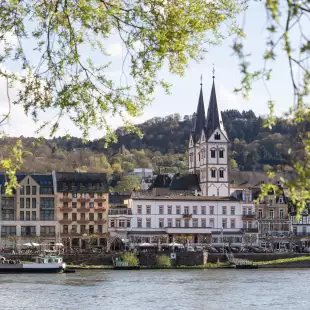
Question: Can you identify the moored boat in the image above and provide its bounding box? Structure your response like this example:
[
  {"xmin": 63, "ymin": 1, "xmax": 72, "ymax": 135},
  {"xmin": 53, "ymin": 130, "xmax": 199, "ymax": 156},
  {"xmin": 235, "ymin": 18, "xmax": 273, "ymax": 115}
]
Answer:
[{"xmin": 0, "ymin": 254, "xmax": 67, "ymax": 274}]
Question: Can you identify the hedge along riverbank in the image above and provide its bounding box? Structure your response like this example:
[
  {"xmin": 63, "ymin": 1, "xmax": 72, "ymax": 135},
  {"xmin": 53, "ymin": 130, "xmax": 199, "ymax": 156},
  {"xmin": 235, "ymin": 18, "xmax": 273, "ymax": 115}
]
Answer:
[{"xmin": 254, "ymin": 256, "xmax": 310, "ymax": 265}]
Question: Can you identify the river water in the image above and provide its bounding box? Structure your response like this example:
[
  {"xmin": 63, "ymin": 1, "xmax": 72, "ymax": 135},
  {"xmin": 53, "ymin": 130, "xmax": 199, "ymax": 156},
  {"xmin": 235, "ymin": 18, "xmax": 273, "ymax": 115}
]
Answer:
[{"xmin": 0, "ymin": 269, "xmax": 309, "ymax": 309}]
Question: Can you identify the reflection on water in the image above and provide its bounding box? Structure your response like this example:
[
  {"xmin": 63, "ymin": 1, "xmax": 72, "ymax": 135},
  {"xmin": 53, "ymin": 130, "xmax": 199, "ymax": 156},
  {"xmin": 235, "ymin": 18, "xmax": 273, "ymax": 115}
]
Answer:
[{"xmin": 0, "ymin": 269, "xmax": 310, "ymax": 309}]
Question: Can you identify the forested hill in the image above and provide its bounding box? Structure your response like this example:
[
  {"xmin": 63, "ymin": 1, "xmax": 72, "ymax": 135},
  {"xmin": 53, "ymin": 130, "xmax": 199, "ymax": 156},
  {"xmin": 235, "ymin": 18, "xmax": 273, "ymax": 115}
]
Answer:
[{"xmin": 0, "ymin": 110, "xmax": 295, "ymax": 174}]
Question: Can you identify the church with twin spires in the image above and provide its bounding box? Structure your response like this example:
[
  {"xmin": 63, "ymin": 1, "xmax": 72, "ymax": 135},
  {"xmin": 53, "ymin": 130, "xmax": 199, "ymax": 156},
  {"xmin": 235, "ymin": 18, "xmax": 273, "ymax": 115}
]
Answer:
[{"xmin": 188, "ymin": 76, "xmax": 230, "ymax": 197}]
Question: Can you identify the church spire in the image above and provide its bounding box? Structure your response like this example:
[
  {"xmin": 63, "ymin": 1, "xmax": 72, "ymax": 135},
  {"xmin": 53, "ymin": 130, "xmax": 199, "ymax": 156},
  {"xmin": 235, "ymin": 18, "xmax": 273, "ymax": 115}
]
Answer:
[
  {"xmin": 192, "ymin": 77, "xmax": 206, "ymax": 142},
  {"xmin": 205, "ymin": 74, "xmax": 224, "ymax": 140}
]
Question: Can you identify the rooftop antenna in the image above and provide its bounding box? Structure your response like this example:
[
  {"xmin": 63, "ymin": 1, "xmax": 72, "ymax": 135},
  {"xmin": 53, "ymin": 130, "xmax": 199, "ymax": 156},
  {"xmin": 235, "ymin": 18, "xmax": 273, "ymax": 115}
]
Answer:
[
  {"xmin": 212, "ymin": 64, "xmax": 215, "ymax": 79},
  {"xmin": 200, "ymin": 74, "xmax": 203, "ymax": 86}
]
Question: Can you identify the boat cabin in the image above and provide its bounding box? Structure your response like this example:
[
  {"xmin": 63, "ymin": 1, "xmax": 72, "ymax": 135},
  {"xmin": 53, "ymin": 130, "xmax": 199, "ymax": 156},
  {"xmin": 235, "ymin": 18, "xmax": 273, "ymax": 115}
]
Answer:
[{"xmin": 35, "ymin": 256, "xmax": 63, "ymax": 264}]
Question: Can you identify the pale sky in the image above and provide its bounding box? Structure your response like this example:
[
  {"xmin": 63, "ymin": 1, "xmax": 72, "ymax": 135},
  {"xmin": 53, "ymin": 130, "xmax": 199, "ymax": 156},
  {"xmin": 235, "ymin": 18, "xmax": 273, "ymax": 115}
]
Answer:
[{"xmin": 0, "ymin": 2, "xmax": 298, "ymax": 139}]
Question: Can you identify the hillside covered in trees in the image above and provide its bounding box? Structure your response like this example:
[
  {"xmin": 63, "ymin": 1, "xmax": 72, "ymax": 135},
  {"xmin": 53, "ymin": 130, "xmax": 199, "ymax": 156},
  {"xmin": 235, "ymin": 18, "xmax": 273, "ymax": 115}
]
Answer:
[{"xmin": 0, "ymin": 110, "xmax": 295, "ymax": 177}]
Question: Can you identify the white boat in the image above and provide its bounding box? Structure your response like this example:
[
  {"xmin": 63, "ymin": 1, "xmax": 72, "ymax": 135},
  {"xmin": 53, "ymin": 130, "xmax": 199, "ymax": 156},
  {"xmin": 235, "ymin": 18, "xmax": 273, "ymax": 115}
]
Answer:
[{"xmin": 0, "ymin": 254, "xmax": 67, "ymax": 274}]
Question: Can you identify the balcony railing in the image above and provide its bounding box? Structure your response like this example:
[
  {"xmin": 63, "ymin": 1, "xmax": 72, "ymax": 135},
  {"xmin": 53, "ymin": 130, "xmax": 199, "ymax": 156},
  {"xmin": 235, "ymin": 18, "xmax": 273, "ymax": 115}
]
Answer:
[
  {"xmin": 108, "ymin": 209, "xmax": 132, "ymax": 215},
  {"xmin": 60, "ymin": 197, "xmax": 72, "ymax": 202},
  {"xmin": 242, "ymin": 228, "xmax": 259, "ymax": 233},
  {"xmin": 77, "ymin": 198, "xmax": 90, "ymax": 202},
  {"xmin": 95, "ymin": 220, "xmax": 106, "ymax": 224},
  {"xmin": 77, "ymin": 208, "xmax": 90, "ymax": 212},
  {"xmin": 94, "ymin": 198, "xmax": 106, "ymax": 202},
  {"xmin": 94, "ymin": 207, "xmax": 106, "ymax": 212},
  {"xmin": 294, "ymin": 232, "xmax": 310, "ymax": 236},
  {"xmin": 59, "ymin": 207, "xmax": 72, "ymax": 212},
  {"xmin": 242, "ymin": 214, "xmax": 256, "ymax": 220},
  {"xmin": 59, "ymin": 219, "xmax": 73, "ymax": 224},
  {"xmin": 77, "ymin": 220, "xmax": 90, "ymax": 224}
]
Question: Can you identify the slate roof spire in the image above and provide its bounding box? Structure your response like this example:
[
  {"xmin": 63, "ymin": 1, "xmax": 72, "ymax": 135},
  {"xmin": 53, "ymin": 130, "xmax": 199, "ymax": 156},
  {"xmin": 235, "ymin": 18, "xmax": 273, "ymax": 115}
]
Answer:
[
  {"xmin": 204, "ymin": 73, "xmax": 224, "ymax": 140},
  {"xmin": 192, "ymin": 76, "xmax": 206, "ymax": 143}
]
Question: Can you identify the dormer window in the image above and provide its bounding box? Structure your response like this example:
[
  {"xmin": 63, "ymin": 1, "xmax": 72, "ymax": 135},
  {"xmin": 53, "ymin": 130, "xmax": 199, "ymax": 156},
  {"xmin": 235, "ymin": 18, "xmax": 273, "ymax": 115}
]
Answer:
[
  {"xmin": 219, "ymin": 149, "xmax": 224, "ymax": 158},
  {"xmin": 214, "ymin": 133, "xmax": 220, "ymax": 140},
  {"xmin": 211, "ymin": 149, "xmax": 216, "ymax": 158}
]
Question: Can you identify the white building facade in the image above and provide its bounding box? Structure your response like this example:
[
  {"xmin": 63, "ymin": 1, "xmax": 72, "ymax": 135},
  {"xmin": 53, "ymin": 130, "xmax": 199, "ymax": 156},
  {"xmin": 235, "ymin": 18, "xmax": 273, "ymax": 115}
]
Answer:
[{"xmin": 128, "ymin": 195, "xmax": 257, "ymax": 245}]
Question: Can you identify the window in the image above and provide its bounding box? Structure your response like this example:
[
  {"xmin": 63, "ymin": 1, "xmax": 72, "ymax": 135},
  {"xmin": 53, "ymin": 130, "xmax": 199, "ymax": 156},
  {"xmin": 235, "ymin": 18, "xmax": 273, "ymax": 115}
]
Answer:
[
  {"xmin": 119, "ymin": 220, "xmax": 126, "ymax": 228},
  {"xmin": 201, "ymin": 206, "xmax": 206, "ymax": 215},
  {"xmin": 98, "ymin": 202, "xmax": 102, "ymax": 207},
  {"xmin": 137, "ymin": 205, "xmax": 142, "ymax": 214},
  {"xmin": 184, "ymin": 219, "xmax": 189, "ymax": 228},
  {"xmin": 243, "ymin": 207, "xmax": 246, "ymax": 215},
  {"xmin": 159, "ymin": 205, "xmax": 164, "ymax": 215},
  {"xmin": 248, "ymin": 208, "xmax": 252, "ymax": 215},
  {"xmin": 26, "ymin": 211, "xmax": 30, "ymax": 221},
  {"xmin": 193, "ymin": 219, "xmax": 198, "ymax": 227},
  {"xmin": 71, "ymin": 225, "xmax": 77, "ymax": 234},
  {"xmin": 193, "ymin": 206, "xmax": 197, "ymax": 215},
  {"xmin": 242, "ymin": 190, "xmax": 252, "ymax": 202},
  {"xmin": 184, "ymin": 206, "xmax": 189, "ymax": 215},
  {"xmin": 20, "ymin": 198, "xmax": 24, "ymax": 209},
  {"xmin": 20, "ymin": 186, "xmax": 25, "ymax": 195},
  {"xmin": 146, "ymin": 218, "xmax": 151, "ymax": 228},
  {"xmin": 40, "ymin": 187, "xmax": 53, "ymax": 195},
  {"xmin": 222, "ymin": 218, "xmax": 227, "ymax": 229},
  {"xmin": 137, "ymin": 218, "xmax": 142, "ymax": 228},
  {"xmin": 21, "ymin": 226, "xmax": 36, "ymax": 236},
  {"xmin": 32, "ymin": 198, "xmax": 36, "ymax": 208},
  {"xmin": 201, "ymin": 219, "xmax": 206, "ymax": 227},
  {"xmin": 40, "ymin": 226, "xmax": 55, "ymax": 237},
  {"xmin": 98, "ymin": 213, "xmax": 103, "ymax": 220},
  {"xmin": 31, "ymin": 186, "xmax": 36, "ymax": 195},
  {"xmin": 26, "ymin": 198, "xmax": 30, "ymax": 209},
  {"xmin": 1, "ymin": 200, "xmax": 15, "ymax": 220},
  {"xmin": 219, "ymin": 169, "xmax": 224, "ymax": 178},
  {"xmin": 89, "ymin": 213, "xmax": 94, "ymax": 221},
  {"xmin": 63, "ymin": 213, "xmax": 68, "ymax": 220},
  {"xmin": 146, "ymin": 205, "xmax": 151, "ymax": 214},
  {"xmin": 81, "ymin": 202, "xmax": 86, "ymax": 209},
  {"xmin": 222, "ymin": 206, "xmax": 227, "ymax": 215},
  {"xmin": 110, "ymin": 220, "xmax": 115, "ymax": 228},
  {"xmin": 231, "ymin": 207, "xmax": 235, "ymax": 215},
  {"xmin": 90, "ymin": 192, "xmax": 95, "ymax": 198},
  {"xmin": 209, "ymin": 219, "xmax": 214, "ymax": 228},
  {"xmin": 176, "ymin": 220, "xmax": 181, "ymax": 227},
  {"xmin": 40, "ymin": 198, "xmax": 54, "ymax": 221},
  {"xmin": 81, "ymin": 213, "xmax": 86, "ymax": 220},
  {"xmin": 176, "ymin": 206, "xmax": 181, "ymax": 215},
  {"xmin": 63, "ymin": 202, "xmax": 68, "ymax": 208},
  {"xmin": 32, "ymin": 211, "xmax": 36, "ymax": 221},
  {"xmin": 258, "ymin": 209, "xmax": 263, "ymax": 219},
  {"xmin": 214, "ymin": 132, "xmax": 221, "ymax": 140},
  {"xmin": 80, "ymin": 225, "xmax": 86, "ymax": 234},
  {"xmin": 1, "ymin": 226, "xmax": 16, "ymax": 237},
  {"xmin": 20, "ymin": 211, "xmax": 24, "ymax": 221},
  {"xmin": 81, "ymin": 193, "xmax": 87, "ymax": 198},
  {"xmin": 63, "ymin": 225, "xmax": 69, "ymax": 234},
  {"xmin": 211, "ymin": 169, "xmax": 216, "ymax": 178},
  {"xmin": 168, "ymin": 219, "xmax": 172, "ymax": 228},
  {"xmin": 72, "ymin": 202, "xmax": 77, "ymax": 208},
  {"xmin": 63, "ymin": 192, "xmax": 68, "ymax": 197},
  {"xmin": 231, "ymin": 219, "xmax": 235, "ymax": 229},
  {"xmin": 90, "ymin": 202, "xmax": 94, "ymax": 208},
  {"xmin": 72, "ymin": 213, "xmax": 77, "ymax": 221},
  {"xmin": 219, "ymin": 149, "xmax": 224, "ymax": 158},
  {"xmin": 211, "ymin": 149, "xmax": 216, "ymax": 158},
  {"xmin": 248, "ymin": 221, "xmax": 252, "ymax": 229},
  {"xmin": 159, "ymin": 219, "xmax": 164, "ymax": 228},
  {"xmin": 127, "ymin": 220, "xmax": 131, "ymax": 228},
  {"xmin": 26, "ymin": 186, "xmax": 31, "ymax": 195},
  {"xmin": 210, "ymin": 206, "xmax": 214, "ymax": 215},
  {"xmin": 168, "ymin": 206, "xmax": 172, "ymax": 215},
  {"xmin": 72, "ymin": 192, "xmax": 77, "ymax": 198},
  {"xmin": 280, "ymin": 209, "xmax": 284, "ymax": 219},
  {"xmin": 269, "ymin": 209, "xmax": 274, "ymax": 219}
]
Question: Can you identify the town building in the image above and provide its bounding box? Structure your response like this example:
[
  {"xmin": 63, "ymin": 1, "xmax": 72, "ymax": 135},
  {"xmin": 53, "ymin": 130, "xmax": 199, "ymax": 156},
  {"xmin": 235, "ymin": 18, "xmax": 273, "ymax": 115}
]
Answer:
[
  {"xmin": 56, "ymin": 172, "xmax": 109, "ymax": 249},
  {"xmin": 127, "ymin": 168, "xmax": 154, "ymax": 190},
  {"xmin": 0, "ymin": 173, "xmax": 58, "ymax": 248},
  {"xmin": 129, "ymin": 174, "xmax": 257, "ymax": 246},
  {"xmin": 108, "ymin": 193, "xmax": 132, "ymax": 239}
]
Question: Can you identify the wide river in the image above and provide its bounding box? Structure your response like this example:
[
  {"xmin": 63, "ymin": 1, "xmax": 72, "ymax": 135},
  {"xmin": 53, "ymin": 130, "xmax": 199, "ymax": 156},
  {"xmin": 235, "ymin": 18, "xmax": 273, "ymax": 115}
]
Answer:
[{"xmin": 0, "ymin": 269, "xmax": 309, "ymax": 309}]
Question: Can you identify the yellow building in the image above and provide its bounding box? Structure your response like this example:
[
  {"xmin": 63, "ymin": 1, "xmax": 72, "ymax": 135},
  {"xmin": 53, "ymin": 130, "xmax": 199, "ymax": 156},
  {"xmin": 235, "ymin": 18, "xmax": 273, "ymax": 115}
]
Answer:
[
  {"xmin": 56, "ymin": 172, "xmax": 109, "ymax": 249},
  {"xmin": 0, "ymin": 173, "xmax": 58, "ymax": 248}
]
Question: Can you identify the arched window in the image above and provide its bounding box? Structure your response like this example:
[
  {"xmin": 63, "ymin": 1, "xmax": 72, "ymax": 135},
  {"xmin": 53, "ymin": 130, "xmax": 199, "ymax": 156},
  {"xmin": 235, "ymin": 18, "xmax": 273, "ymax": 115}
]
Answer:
[
  {"xmin": 189, "ymin": 153, "xmax": 193, "ymax": 163},
  {"xmin": 211, "ymin": 168, "xmax": 216, "ymax": 178},
  {"xmin": 219, "ymin": 149, "xmax": 224, "ymax": 158},
  {"xmin": 210, "ymin": 148, "xmax": 216, "ymax": 158},
  {"xmin": 219, "ymin": 168, "xmax": 224, "ymax": 178},
  {"xmin": 214, "ymin": 133, "xmax": 221, "ymax": 140}
]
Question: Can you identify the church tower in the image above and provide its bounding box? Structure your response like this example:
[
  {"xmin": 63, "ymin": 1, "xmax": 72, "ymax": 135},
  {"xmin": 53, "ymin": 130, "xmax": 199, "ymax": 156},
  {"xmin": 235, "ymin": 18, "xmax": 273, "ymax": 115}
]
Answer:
[{"xmin": 188, "ymin": 74, "xmax": 229, "ymax": 196}]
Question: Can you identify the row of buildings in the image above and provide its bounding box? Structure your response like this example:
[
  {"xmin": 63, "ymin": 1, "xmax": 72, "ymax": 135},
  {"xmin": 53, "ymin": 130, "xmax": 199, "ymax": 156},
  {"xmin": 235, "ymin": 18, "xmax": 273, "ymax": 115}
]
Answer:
[{"xmin": 0, "ymin": 75, "xmax": 307, "ymax": 250}]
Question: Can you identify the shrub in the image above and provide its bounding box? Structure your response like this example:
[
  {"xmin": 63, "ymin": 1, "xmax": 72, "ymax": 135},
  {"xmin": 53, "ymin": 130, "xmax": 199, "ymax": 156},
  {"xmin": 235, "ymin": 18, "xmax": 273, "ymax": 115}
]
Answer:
[
  {"xmin": 156, "ymin": 255, "xmax": 171, "ymax": 267},
  {"xmin": 121, "ymin": 252, "xmax": 139, "ymax": 266}
]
